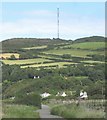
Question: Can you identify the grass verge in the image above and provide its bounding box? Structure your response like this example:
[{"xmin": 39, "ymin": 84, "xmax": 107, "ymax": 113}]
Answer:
[
  {"xmin": 2, "ymin": 104, "xmax": 40, "ymax": 118},
  {"xmin": 51, "ymin": 103, "xmax": 105, "ymax": 118}
]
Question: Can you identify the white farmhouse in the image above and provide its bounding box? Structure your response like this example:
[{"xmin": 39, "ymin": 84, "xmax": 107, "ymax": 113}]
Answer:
[
  {"xmin": 80, "ymin": 91, "xmax": 84, "ymax": 98},
  {"xmin": 40, "ymin": 92, "xmax": 51, "ymax": 98},
  {"xmin": 80, "ymin": 91, "xmax": 88, "ymax": 99},
  {"xmin": 10, "ymin": 96, "xmax": 15, "ymax": 100},
  {"xmin": 83, "ymin": 91, "xmax": 88, "ymax": 98},
  {"xmin": 61, "ymin": 92, "xmax": 67, "ymax": 97}
]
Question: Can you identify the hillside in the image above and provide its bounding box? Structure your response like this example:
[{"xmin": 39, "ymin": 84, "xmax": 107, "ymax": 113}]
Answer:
[
  {"xmin": 1, "ymin": 38, "xmax": 68, "ymax": 52},
  {"xmin": 1, "ymin": 35, "xmax": 105, "ymax": 118},
  {"xmin": 1, "ymin": 36, "xmax": 105, "ymax": 52},
  {"xmin": 1, "ymin": 35, "xmax": 105, "ymax": 97},
  {"xmin": 74, "ymin": 36, "xmax": 105, "ymax": 43}
]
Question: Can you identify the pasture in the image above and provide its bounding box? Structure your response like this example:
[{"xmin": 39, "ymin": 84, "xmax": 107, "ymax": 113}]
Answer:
[
  {"xmin": 81, "ymin": 60, "xmax": 105, "ymax": 64},
  {"xmin": 0, "ymin": 53, "xmax": 19, "ymax": 59},
  {"xmin": 21, "ymin": 62, "xmax": 76, "ymax": 68},
  {"xmin": 43, "ymin": 49, "xmax": 104, "ymax": 57},
  {"xmin": 1, "ymin": 58, "xmax": 52, "ymax": 65},
  {"xmin": 23, "ymin": 45, "xmax": 47, "ymax": 50},
  {"xmin": 62, "ymin": 42, "xmax": 105, "ymax": 50}
]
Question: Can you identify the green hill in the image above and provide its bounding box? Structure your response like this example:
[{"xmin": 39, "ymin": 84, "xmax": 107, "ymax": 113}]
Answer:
[
  {"xmin": 1, "ymin": 36, "xmax": 105, "ymax": 118},
  {"xmin": 1, "ymin": 36, "xmax": 105, "ymax": 100},
  {"xmin": 1, "ymin": 36, "xmax": 105, "ymax": 52},
  {"xmin": 74, "ymin": 36, "xmax": 105, "ymax": 43},
  {"xmin": 1, "ymin": 38, "xmax": 68, "ymax": 52}
]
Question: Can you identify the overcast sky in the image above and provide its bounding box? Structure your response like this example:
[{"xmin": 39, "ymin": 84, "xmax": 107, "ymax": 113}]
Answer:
[{"xmin": 1, "ymin": 2, "xmax": 105, "ymax": 41}]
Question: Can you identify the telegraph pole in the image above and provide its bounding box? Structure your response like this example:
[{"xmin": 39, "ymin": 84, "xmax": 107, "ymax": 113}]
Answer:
[{"xmin": 57, "ymin": 8, "xmax": 59, "ymax": 39}]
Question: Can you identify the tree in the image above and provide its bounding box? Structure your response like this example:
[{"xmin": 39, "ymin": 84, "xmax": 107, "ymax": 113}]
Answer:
[
  {"xmin": 62, "ymin": 54, "xmax": 71, "ymax": 59},
  {"xmin": 9, "ymin": 55, "xmax": 16, "ymax": 60}
]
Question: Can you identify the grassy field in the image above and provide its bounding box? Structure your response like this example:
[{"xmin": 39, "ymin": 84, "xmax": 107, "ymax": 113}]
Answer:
[
  {"xmin": 67, "ymin": 76, "xmax": 88, "ymax": 80},
  {"xmin": 81, "ymin": 60, "xmax": 105, "ymax": 64},
  {"xmin": 23, "ymin": 45, "xmax": 47, "ymax": 50},
  {"xmin": 2, "ymin": 104, "xmax": 39, "ymax": 118},
  {"xmin": 62, "ymin": 42, "xmax": 105, "ymax": 50},
  {"xmin": 1, "ymin": 58, "xmax": 52, "ymax": 65},
  {"xmin": 0, "ymin": 53, "xmax": 19, "ymax": 59},
  {"xmin": 21, "ymin": 62, "xmax": 77, "ymax": 68},
  {"xmin": 43, "ymin": 49, "xmax": 104, "ymax": 57},
  {"xmin": 51, "ymin": 102, "xmax": 105, "ymax": 118}
]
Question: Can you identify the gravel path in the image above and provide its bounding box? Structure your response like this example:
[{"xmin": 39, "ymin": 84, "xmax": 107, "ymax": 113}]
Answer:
[{"xmin": 36, "ymin": 104, "xmax": 64, "ymax": 119}]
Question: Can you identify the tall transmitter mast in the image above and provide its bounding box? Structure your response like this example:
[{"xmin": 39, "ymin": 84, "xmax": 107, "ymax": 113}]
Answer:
[{"xmin": 57, "ymin": 8, "xmax": 59, "ymax": 39}]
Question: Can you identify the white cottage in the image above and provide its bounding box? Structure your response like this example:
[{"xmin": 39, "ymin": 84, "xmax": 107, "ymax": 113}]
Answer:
[
  {"xmin": 80, "ymin": 91, "xmax": 88, "ymax": 99},
  {"xmin": 41, "ymin": 92, "xmax": 51, "ymax": 98},
  {"xmin": 61, "ymin": 92, "xmax": 67, "ymax": 97}
]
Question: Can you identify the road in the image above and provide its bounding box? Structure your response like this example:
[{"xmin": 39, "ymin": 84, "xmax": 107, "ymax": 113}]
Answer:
[{"xmin": 36, "ymin": 104, "xmax": 65, "ymax": 119}]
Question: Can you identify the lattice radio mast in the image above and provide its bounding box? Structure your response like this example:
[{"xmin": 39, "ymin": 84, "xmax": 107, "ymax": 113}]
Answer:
[{"xmin": 57, "ymin": 8, "xmax": 59, "ymax": 39}]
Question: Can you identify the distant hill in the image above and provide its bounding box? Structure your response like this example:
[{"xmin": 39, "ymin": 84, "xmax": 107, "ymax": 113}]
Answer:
[
  {"xmin": 74, "ymin": 36, "xmax": 105, "ymax": 43},
  {"xmin": 1, "ymin": 38, "xmax": 67, "ymax": 52},
  {"xmin": 1, "ymin": 36, "xmax": 105, "ymax": 52}
]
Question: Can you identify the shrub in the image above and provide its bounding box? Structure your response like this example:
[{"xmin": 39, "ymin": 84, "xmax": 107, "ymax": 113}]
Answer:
[{"xmin": 14, "ymin": 92, "xmax": 41, "ymax": 108}]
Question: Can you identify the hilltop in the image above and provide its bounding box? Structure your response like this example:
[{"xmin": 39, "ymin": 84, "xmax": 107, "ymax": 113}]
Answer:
[
  {"xmin": 1, "ymin": 38, "xmax": 68, "ymax": 52},
  {"xmin": 1, "ymin": 36, "xmax": 104, "ymax": 53},
  {"xmin": 74, "ymin": 36, "xmax": 104, "ymax": 43}
]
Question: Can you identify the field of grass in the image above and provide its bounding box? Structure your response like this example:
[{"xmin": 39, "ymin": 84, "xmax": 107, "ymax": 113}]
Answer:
[
  {"xmin": 67, "ymin": 76, "xmax": 88, "ymax": 80},
  {"xmin": 51, "ymin": 102, "xmax": 105, "ymax": 118},
  {"xmin": 1, "ymin": 58, "xmax": 52, "ymax": 65},
  {"xmin": 62, "ymin": 42, "xmax": 105, "ymax": 50},
  {"xmin": 81, "ymin": 60, "xmax": 105, "ymax": 64},
  {"xmin": 2, "ymin": 104, "xmax": 39, "ymax": 118},
  {"xmin": 21, "ymin": 62, "xmax": 77, "ymax": 68},
  {"xmin": 0, "ymin": 53, "xmax": 19, "ymax": 59},
  {"xmin": 43, "ymin": 49, "xmax": 104, "ymax": 57},
  {"xmin": 23, "ymin": 45, "xmax": 47, "ymax": 50}
]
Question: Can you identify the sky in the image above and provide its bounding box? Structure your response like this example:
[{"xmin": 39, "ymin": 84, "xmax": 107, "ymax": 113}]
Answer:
[{"xmin": 1, "ymin": 2, "xmax": 105, "ymax": 41}]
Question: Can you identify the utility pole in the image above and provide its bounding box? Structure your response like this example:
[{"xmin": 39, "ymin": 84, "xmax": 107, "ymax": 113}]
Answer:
[{"xmin": 57, "ymin": 8, "xmax": 59, "ymax": 39}]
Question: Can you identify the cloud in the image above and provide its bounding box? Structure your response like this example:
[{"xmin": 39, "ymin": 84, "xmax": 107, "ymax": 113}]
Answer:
[
  {"xmin": 1, "ymin": 9, "xmax": 104, "ymax": 41},
  {"xmin": 22, "ymin": 10, "xmax": 54, "ymax": 16},
  {"xmin": 61, "ymin": 19, "xmax": 104, "ymax": 39},
  {"xmin": 1, "ymin": 18, "xmax": 57, "ymax": 40}
]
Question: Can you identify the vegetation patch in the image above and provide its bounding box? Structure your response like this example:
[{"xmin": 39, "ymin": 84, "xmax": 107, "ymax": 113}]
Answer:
[
  {"xmin": 22, "ymin": 45, "xmax": 47, "ymax": 50},
  {"xmin": 2, "ymin": 104, "xmax": 40, "ymax": 118},
  {"xmin": 21, "ymin": 62, "xmax": 76, "ymax": 68},
  {"xmin": 51, "ymin": 102, "xmax": 105, "ymax": 118},
  {"xmin": 62, "ymin": 42, "xmax": 105, "ymax": 50},
  {"xmin": 43, "ymin": 49, "xmax": 103, "ymax": 57},
  {"xmin": 0, "ymin": 53, "xmax": 19, "ymax": 59},
  {"xmin": 81, "ymin": 60, "xmax": 105, "ymax": 64},
  {"xmin": 2, "ymin": 58, "xmax": 52, "ymax": 65}
]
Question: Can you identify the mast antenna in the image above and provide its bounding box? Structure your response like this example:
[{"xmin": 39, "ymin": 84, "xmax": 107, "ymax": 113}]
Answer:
[{"xmin": 57, "ymin": 8, "xmax": 59, "ymax": 39}]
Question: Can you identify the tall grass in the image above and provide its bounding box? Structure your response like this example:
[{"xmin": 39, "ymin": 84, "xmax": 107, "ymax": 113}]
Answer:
[
  {"xmin": 2, "ymin": 104, "xmax": 40, "ymax": 118},
  {"xmin": 51, "ymin": 103, "xmax": 105, "ymax": 118}
]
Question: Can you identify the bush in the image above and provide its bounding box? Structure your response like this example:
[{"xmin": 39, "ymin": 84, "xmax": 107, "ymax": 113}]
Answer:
[
  {"xmin": 14, "ymin": 93, "xmax": 41, "ymax": 108},
  {"xmin": 62, "ymin": 54, "xmax": 71, "ymax": 59}
]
